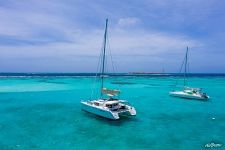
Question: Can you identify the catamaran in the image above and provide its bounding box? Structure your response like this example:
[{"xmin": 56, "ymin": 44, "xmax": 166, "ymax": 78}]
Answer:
[
  {"xmin": 169, "ymin": 47, "xmax": 209, "ymax": 100},
  {"xmin": 81, "ymin": 19, "xmax": 136, "ymax": 120}
]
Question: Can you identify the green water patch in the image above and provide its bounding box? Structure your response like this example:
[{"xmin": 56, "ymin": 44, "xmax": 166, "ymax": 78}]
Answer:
[{"xmin": 0, "ymin": 82, "xmax": 74, "ymax": 93}]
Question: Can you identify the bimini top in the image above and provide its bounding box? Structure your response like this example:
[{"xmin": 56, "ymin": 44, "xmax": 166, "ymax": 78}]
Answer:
[{"xmin": 102, "ymin": 88, "xmax": 120, "ymax": 97}]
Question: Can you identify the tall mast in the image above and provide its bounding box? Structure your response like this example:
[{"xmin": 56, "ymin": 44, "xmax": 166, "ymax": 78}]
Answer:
[
  {"xmin": 101, "ymin": 19, "xmax": 108, "ymax": 96},
  {"xmin": 184, "ymin": 46, "xmax": 188, "ymax": 86}
]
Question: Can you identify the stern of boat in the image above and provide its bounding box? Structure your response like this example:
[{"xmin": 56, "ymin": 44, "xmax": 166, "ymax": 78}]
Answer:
[
  {"xmin": 129, "ymin": 106, "xmax": 136, "ymax": 116},
  {"xmin": 118, "ymin": 106, "xmax": 136, "ymax": 117}
]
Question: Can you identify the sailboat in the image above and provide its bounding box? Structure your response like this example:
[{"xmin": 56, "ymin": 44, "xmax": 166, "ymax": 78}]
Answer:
[
  {"xmin": 169, "ymin": 47, "xmax": 209, "ymax": 100},
  {"xmin": 81, "ymin": 19, "xmax": 136, "ymax": 120}
]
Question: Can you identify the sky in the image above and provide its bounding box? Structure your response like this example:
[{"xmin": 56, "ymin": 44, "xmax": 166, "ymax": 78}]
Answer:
[{"xmin": 0, "ymin": 0, "xmax": 225, "ymax": 73}]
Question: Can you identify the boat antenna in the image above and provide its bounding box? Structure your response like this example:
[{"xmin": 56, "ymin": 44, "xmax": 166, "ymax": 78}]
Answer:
[
  {"xmin": 184, "ymin": 46, "xmax": 188, "ymax": 86},
  {"xmin": 101, "ymin": 19, "xmax": 108, "ymax": 97}
]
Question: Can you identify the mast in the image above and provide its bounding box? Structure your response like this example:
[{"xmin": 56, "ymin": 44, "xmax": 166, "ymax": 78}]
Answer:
[
  {"xmin": 101, "ymin": 19, "xmax": 108, "ymax": 96},
  {"xmin": 184, "ymin": 46, "xmax": 188, "ymax": 86}
]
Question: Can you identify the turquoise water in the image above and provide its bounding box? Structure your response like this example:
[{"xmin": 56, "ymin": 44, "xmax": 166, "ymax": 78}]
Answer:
[{"xmin": 0, "ymin": 76, "xmax": 225, "ymax": 150}]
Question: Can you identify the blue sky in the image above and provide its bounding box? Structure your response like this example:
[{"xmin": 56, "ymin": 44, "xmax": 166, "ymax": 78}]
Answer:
[{"xmin": 0, "ymin": 0, "xmax": 225, "ymax": 73}]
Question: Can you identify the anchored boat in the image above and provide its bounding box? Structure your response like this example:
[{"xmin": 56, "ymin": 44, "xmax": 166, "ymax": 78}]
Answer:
[
  {"xmin": 81, "ymin": 19, "xmax": 136, "ymax": 120},
  {"xmin": 170, "ymin": 86, "xmax": 209, "ymax": 100},
  {"xmin": 169, "ymin": 47, "xmax": 209, "ymax": 100}
]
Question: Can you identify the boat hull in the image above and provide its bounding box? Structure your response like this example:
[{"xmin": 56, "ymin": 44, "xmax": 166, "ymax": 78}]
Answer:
[
  {"xmin": 169, "ymin": 91, "xmax": 209, "ymax": 100},
  {"xmin": 81, "ymin": 102, "xmax": 119, "ymax": 120}
]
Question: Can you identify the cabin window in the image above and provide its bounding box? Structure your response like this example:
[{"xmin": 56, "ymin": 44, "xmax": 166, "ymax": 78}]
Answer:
[
  {"xmin": 106, "ymin": 104, "xmax": 112, "ymax": 108},
  {"xmin": 94, "ymin": 102, "xmax": 99, "ymax": 106}
]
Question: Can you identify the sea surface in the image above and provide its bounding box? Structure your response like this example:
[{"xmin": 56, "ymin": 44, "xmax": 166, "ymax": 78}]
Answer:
[{"xmin": 0, "ymin": 73, "xmax": 225, "ymax": 150}]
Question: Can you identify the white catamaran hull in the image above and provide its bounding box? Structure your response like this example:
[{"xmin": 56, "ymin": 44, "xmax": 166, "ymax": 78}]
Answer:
[
  {"xmin": 169, "ymin": 91, "xmax": 209, "ymax": 100},
  {"xmin": 81, "ymin": 102, "xmax": 119, "ymax": 120},
  {"xmin": 81, "ymin": 101, "xmax": 136, "ymax": 120}
]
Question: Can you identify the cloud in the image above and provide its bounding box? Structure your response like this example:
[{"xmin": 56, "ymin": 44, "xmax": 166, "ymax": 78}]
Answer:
[
  {"xmin": 0, "ymin": 0, "xmax": 224, "ymax": 72},
  {"xmin": 117, "ymin": 17, "xmax": 141, "ymax": 27},
  {"xmin": 0, "ymin": 25, "xmax": 200, "ymax": 73}
]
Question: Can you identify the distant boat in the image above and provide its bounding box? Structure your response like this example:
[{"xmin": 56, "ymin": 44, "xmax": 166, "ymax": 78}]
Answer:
[
  {"xmin": 81, "ymin": 19, "xmax": 136, "ymax": 120},
  {"xmin": 169, "ymin": 47, "xmax": 209, "ymax": 100}
]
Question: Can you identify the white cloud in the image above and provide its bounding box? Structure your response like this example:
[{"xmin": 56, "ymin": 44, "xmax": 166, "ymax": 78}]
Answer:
[
  {"xmin": 0, "ymin": 25, "xmax": 200, "ymax": 73},
  {"xmin": 0, "ymin": 0, "xmax": 224, "ymax": 72},
  {"xmin": 109, "ymin": 29, "xmax": 198, "ymax": 56},
  {"xmin": 117, "ymin": 17, "xmax": 141, "ymax": 27},
  {"xmin": 0, "ymin": 26, "xmax": 198, "ymax": 57}
]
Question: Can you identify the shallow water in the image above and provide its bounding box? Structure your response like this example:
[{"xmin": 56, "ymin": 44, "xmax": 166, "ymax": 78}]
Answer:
[{"xmin": 0, "ymin": 76, "xmax": 225, "ymax": 150}]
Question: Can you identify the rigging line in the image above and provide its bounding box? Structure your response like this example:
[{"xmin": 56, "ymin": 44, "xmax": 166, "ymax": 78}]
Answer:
[
  {"xmin": 101, "ymin": 19, "xmax": 108, "ymax": 97},
  {"xmin": 106, "ymin": 31, "xmax": 116, "ymax": 74},
  {"xmin": 187, "ymin": 61, "xmax": 190, "ymax": 85},
  {"xmin": 184, "ymin": 46, "xmax": 189, "ymax": 87},
  {"xmin": 90, "ymin": 45, "xmax": 102, "ymax": 99},
  {"xmin": 187, "ymin": 50, "xmax": 191, "ymax": 86},
  {"xmin": 173, "ymin": 51, "xmax": 186, "ymax": 90},
  {"xmin": 98, "ymin": 36, "xmax": 105, "ymax": 97},
  {"xmin": 105, "ymin": 51, "xmax": 108, "ymax": 73},
  {"xmin": 90, "ymin": 28, "xmax": 105, "ymax": 99}
]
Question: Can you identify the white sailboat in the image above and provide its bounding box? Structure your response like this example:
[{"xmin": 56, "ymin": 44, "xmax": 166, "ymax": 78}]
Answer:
[
  {"xmin": 81, "ymin": 19, "xmax": 136, "ymax": 120},
  {"xmin": 169, "ymin": 47, "xmax": 209, "ymax": 100}
]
